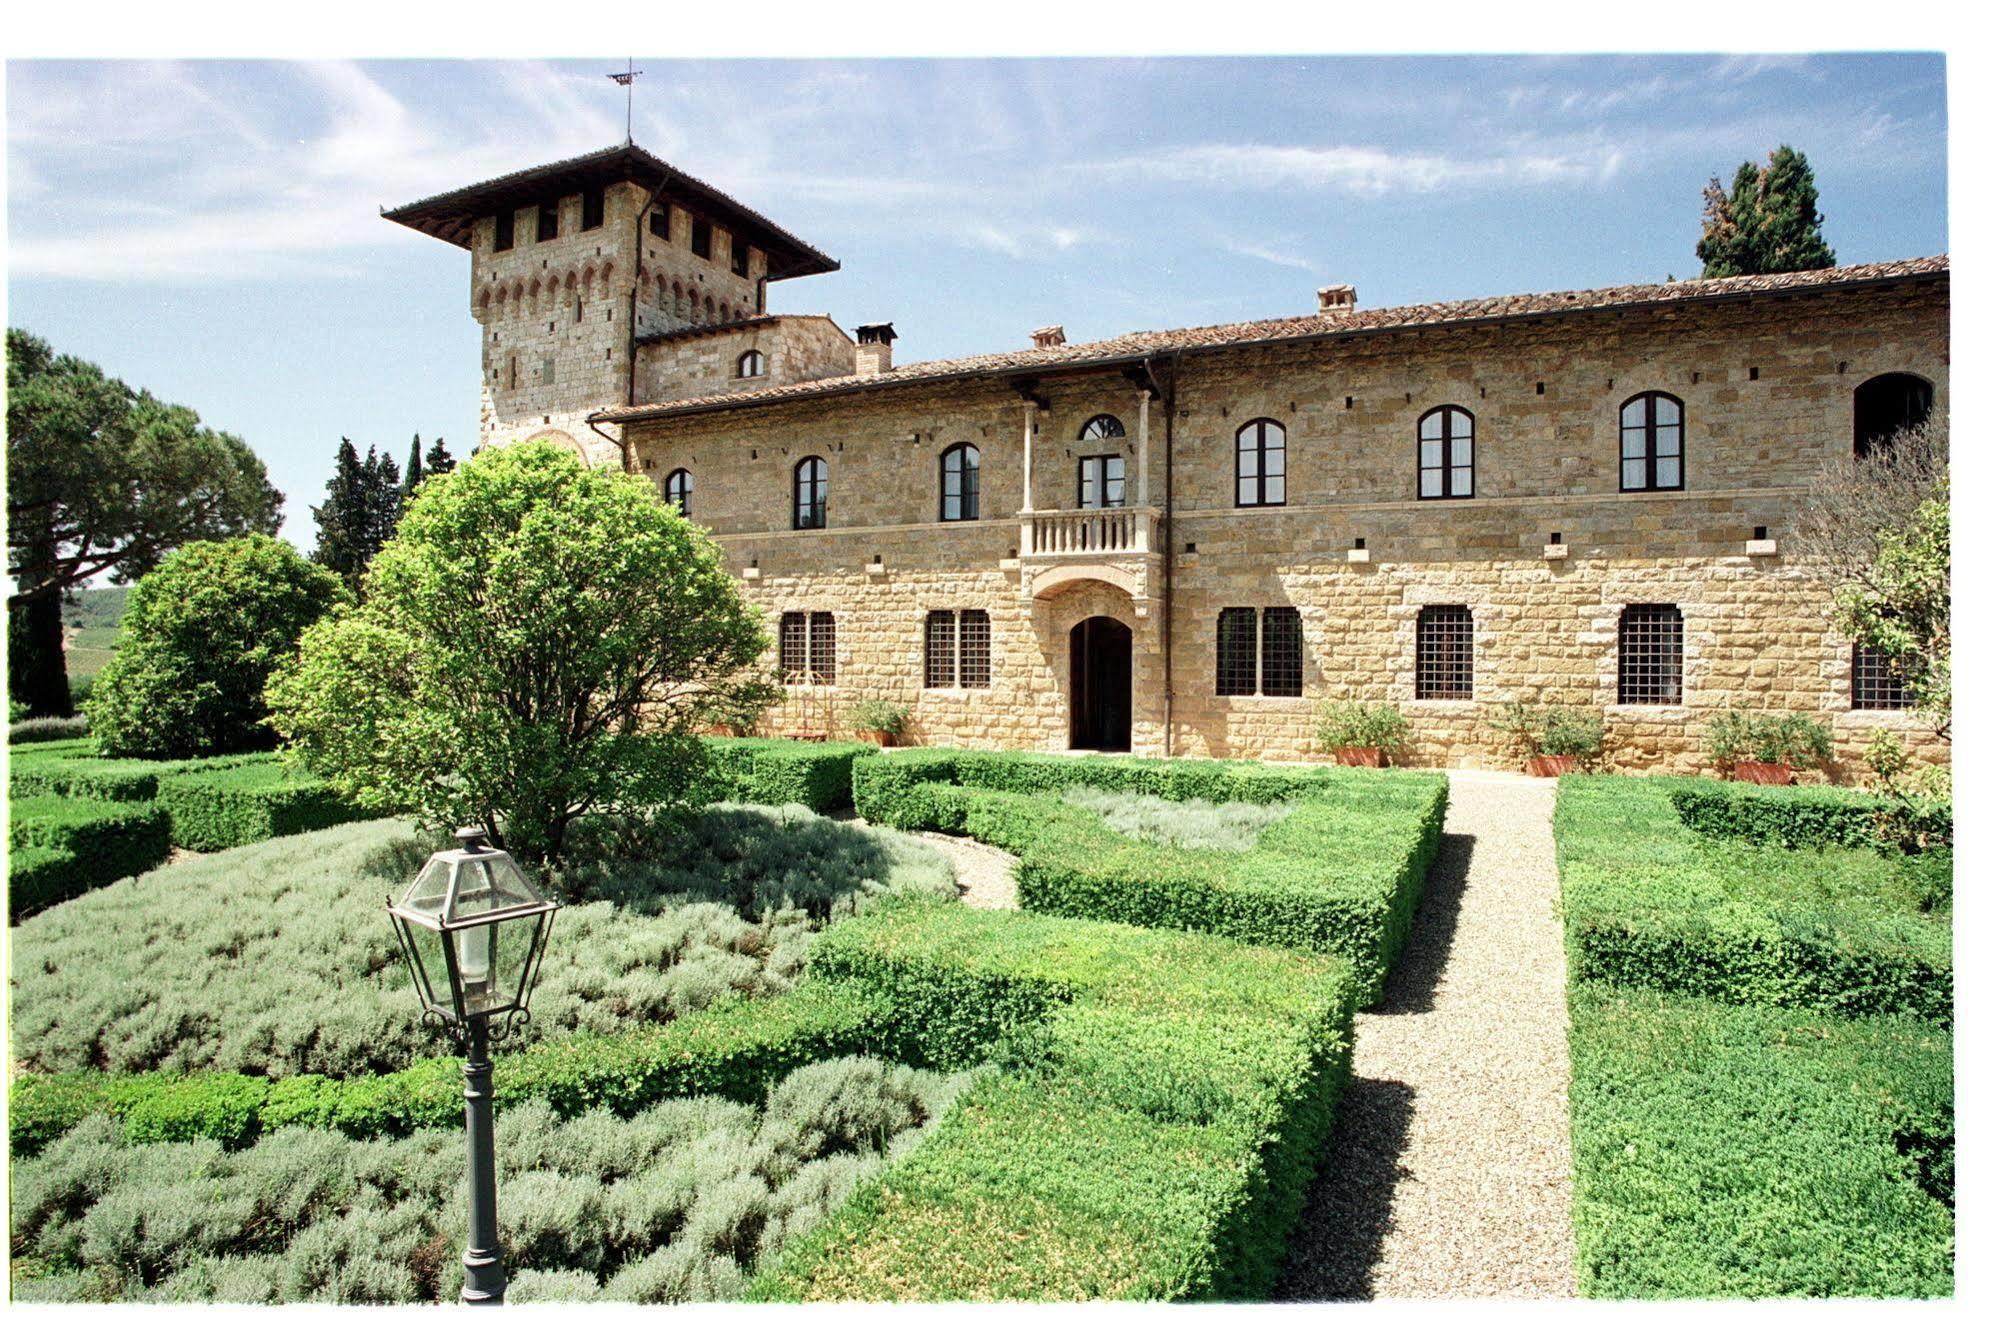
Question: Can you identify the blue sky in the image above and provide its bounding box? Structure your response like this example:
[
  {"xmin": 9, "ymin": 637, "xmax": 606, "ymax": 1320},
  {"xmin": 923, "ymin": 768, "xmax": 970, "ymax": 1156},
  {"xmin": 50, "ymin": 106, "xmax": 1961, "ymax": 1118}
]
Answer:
[{"xmin": 6, "ymin": 54, "xmax": 1947, "ymax": 550}]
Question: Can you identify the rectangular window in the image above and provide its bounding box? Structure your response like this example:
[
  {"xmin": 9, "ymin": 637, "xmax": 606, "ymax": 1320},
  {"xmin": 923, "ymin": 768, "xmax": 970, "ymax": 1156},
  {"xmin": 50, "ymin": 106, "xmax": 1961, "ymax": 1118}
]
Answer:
[
  {"xmin": 1852, "ymin": 645, "xmax": 1917, "ymax": 710},
  {"xmin": 925, "ymin": 610, "xmax": 992, "ymax": 689},
  {"xmin": 507, "ymin": 354, "xmax": 518, "ymax": 391},
  {"xmin": 780, "ymin": 612, "xmax": 837, "ymax": 685},
  {"xmin": 1618, "ymin": 604, "xmax": 1684, "ymax": 705},
  {"xmin": 1216, "ymin": 607, "xmax": 1259, "ymax": 696},
  {"xmin": 541, "ymin": 358, "xmax": 555, "ymax": 385},
  {"xmin": 730, "ymin": 237, "xmax": 750, "ymax": 277},
  {"xmin": 581, "ymin": 187, "xmax": 604, "ymax": 231},
  {"xmin": 1261, "ymin": 607, "xmax": 1303, "ymax": 697},
  {"xmin": 493, "ymin": 208, "xmax": 515, "ymax": 252},
  {"xmin": 650, "ymin": 208, "xmax": 671, "ymax": 241},
  {"xmin": 1078, "ymin": 455, "xmax": 1127, "ymax": 509},
  {"xmin": 1415, "ymin": 605, "xmax": 1474, "ymax": 700},
  {"xmin": 536, "ymin": 201, "xmax": 559, "ymax": 242},
  {"xmin": 691, "ymin": 219, "xmax": 712, "ymax": 259}
]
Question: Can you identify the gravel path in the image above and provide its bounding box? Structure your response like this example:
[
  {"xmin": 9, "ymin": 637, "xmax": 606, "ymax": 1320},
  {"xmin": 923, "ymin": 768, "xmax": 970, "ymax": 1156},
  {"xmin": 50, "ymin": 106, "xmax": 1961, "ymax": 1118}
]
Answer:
[
  {"xmin": 909, "ymin": 829, "xmax": 1020, "ymax": 910},
  {"xmin": 1277, "ymin": 769, "xmax": 1577, "ymax": 1300}
]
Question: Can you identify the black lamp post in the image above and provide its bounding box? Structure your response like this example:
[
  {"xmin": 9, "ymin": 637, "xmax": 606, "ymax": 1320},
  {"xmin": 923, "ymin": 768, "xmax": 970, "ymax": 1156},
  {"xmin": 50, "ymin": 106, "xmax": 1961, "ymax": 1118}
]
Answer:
[{"xmin": 387, "ymin": 827, "xmax": 560, "ymax": 1306}]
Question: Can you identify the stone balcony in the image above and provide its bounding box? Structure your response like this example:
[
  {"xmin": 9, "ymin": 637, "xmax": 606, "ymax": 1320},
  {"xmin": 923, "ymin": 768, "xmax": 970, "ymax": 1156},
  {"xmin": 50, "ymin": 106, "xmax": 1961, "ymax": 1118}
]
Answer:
[{"xmin": 1014, "ymin": 506, "xmax": 1165, "ymax": 613}]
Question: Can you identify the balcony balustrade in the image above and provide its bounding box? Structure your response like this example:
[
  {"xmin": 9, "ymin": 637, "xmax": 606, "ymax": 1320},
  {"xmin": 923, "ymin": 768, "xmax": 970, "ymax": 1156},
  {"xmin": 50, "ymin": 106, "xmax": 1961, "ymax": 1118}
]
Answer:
[{"xmin": 1020, "ymin": 506, "xmax": 1160, "ymax": 559}]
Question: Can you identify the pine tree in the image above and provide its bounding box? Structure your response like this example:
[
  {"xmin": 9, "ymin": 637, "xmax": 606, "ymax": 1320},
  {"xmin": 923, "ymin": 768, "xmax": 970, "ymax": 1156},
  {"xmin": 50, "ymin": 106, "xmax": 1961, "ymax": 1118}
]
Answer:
[
  {"xmin": 1697, "ymin": 146, "xmax": 1836, "ymax": 278},
  {"xmin": 402, "ymin": 432, "xmax": 424, "ymax": 504},
  {"xmin": 424, "ymin": 436, "xmax": 455, "ymax": 477},
  {"xmin": 310, "ymin": 438, "xmax": 368, "ymax": 589}
]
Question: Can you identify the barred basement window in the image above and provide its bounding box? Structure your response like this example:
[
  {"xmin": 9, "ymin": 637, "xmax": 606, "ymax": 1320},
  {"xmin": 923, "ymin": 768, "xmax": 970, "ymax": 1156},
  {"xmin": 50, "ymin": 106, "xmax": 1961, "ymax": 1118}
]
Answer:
[
  {"xmin": 1852, "ymin": 644, "xmax": 1917, "ymax": 710},
  {"xmin": 779, "ymin": 612, "xmax": 807, "ymax": 682},
  {"xmin": 663, "ymin": 468, "xmax": 692, "ymax": 515},
  {"xmin": 1261, "ymin": 607, "xmax": 1303, "ymax": 697},
  {"xmin": 807, "ymin": 612, "xmax": 836, "ymax": 685},
  {"xmin": 1619, "ymin": 392, "xmax": 1684, "ymax": 492},
  {"xmin": 1236, "ymin": 418, "xmax": 1286, "ymax": 507},
  {"xmin": 536, "ymin": 201, "xmax": 559, "ymax": 242},
  {"xmin": 1416, "ymin": 406, "xmax": 1475, "ymax": 499},
  {"xmin": 1415, "ymin": 605, "xmax": 1474, "ymax": 700},
  {"xmin": 581, "ymin": 187, "xmax": 604, "ymax": 231},
  {"xmin": 1618, "ymin": 604, "xmax": 1684, "ymax": 705},
  {"xmin": 1216, "ymin": 608, "xmax": 1259, "ymax": 696},
  {"xmin": 959, "ymin": 610, "xmax": 991, "ymax": 688}
]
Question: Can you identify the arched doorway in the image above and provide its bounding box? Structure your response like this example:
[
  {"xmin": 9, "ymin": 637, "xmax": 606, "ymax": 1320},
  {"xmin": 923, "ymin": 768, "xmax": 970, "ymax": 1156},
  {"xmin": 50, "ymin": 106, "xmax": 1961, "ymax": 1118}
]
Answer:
[
  {"xmin": 1853, "ymin": 373, "xmax": 1933, "ymax": 458},
  {"xmin": 1069, "ymin": 616, "xmax": 1132, "ymax": 751}
]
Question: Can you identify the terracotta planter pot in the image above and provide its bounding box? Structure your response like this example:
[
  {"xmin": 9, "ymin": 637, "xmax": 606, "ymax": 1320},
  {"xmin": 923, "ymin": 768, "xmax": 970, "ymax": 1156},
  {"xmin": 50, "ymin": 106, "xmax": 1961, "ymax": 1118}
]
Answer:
[
  {"xmin": 1526, "ymin": 754, "xmax": 1579, "ymax": 778},
  {"xmin": 1732, "ymin": 760, "xmax": 1794, "ymax": 786},
  {"xmin": 860, "ymin": 730, "xmax": 895, "ymax": 747},
  {"xmin": 1333, "ymin": 746, "xmax": 1386, "ymax": 768}
]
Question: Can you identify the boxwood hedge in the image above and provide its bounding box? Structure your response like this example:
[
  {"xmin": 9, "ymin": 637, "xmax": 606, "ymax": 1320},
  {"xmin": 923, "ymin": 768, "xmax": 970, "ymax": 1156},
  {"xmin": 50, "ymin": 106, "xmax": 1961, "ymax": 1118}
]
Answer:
[
  {"xmin": 850, "ymin": 747, "xmax": 1446, "ymax": 1002},
  {"xmin": 1666, "ymin": 781, "xmax": 1950, "ymax": 852},
  {"xmin": 751, "ymin": 894, "xmax": 1359, "ymax": 1300},
  {"xmin": 154, "ymin": 761, "xmax": 367, "ymax": 851},
  {"xmin": 8, "ymin": 747, "xmax": 267, "ymax": 803},
  {"xmin": 8, "ymin": 795, "xmax": 173, "ymax": 919},
  {"xmin": 1556, "ymin": 776, "xmax": 1951, "ymax": 1023},
  {"xmin": 696, "ymin": 738, "xmax": 872, "ymax": 813},
  {"xmin": 1569, "ymin": 981, "xmax": 1953, "ymax": 1297}
]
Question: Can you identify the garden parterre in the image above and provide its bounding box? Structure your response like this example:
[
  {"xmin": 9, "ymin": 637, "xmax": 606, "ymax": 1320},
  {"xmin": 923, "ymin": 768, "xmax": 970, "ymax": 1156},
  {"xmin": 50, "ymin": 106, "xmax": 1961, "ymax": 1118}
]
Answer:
[{"xmin": 851, "ymin": 747, "xmax": 1446, "ymax": 1003}]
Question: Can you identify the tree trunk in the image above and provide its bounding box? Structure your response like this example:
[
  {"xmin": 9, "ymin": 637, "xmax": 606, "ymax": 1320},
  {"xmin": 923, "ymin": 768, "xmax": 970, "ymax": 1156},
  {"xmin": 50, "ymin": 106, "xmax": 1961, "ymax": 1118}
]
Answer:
[{"xmin": 8, "ymin": 587, "xmax": 73, "ymax": 718}]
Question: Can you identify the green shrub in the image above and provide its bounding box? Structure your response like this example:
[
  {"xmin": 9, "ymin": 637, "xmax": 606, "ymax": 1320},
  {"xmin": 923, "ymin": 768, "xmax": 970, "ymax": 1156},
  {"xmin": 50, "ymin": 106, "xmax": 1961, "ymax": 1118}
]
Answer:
[
  {"xmin": 696, "ymin": 738, "xmax": 871, "ymax": 812},
  {"xmin": 1702, "ymin": 710, "xmax": 1835, "ymax": 773},
  {"xmin": 843, "ymin": 700, "xmax": 910, "ymax": 738},
  {"xmin": 1313, "ymin": 701, "xmax": 1410, "ymax": 754},
  {"xmin": 7, "ymin": 795, "xmax": 172, "ymax": 918},
  {"xmin": 154, "ymin": 762, "xmax": 367, "ymax": 851},
  {"xmin": 10, "ymin": 714, "xmax": 90, "ymax": 744},
  {"xmin": 85, "ymin": 535, "xmax": 349, "ymax": 759},
  {"xmin": 11, "ymin": 1056, "xmax": 970, "ymax": 1303},
  {"xmin": 850, "ymin": 748, "xmax": 1446, "ymax": 1003},
  {"xmin": 11, "ymin": 808, "xmax": 953, "ymax": 1080},
  {"xmin": 1666, "ymin": 782, "xmax": 1891, "ymax": 850},
  {"xmin": 1060, "ymin": 787, "xmax": 1292, "ymax": 853},
  {"xmin": 1569, "ymin": 983, "xmax": 1953, "ymax": 1297},
  {"xmin": 8, "ymin": 749, "xmax": 266, "ymax": 803},
  {"xmin": 1489, "ymin": 701, "xmax": 1606, "ymax": 761},
  {"xmin": 1557, "ymin": 777, "xmax": 1951, "ymax": 1023},
  {"xmin": 751, "ymin": 895, "xmax": 1359, "ymax": 1300}
]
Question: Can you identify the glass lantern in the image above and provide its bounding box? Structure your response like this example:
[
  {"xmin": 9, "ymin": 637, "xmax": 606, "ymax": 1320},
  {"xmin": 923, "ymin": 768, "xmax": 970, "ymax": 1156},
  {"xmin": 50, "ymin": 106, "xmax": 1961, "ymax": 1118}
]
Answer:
[{"xmin": 387, "ymin": 827, "xmax": 559, "ymax": 1038}]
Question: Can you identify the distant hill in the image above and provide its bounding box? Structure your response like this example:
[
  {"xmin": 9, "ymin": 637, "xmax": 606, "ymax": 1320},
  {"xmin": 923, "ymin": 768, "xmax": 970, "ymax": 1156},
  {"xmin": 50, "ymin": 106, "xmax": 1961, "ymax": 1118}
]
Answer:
[{"xmin": 63, "ymin": 586, "xmax": 128, "ymax": 680}]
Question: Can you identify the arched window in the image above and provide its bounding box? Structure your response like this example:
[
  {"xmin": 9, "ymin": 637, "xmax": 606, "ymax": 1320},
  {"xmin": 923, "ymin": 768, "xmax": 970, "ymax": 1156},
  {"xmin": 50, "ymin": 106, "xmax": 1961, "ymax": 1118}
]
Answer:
[
  {"xmin": 1854, "ymin": 373, "xmax": 1933, "ymax": 458},
  {"xmin": 1236, "ymin": 418, "xmax": 1286, "ymax": 507},
  {"xmin": 1618, "ymin": 604, "xmax": 1683, "ymax": 704},
  {"xmin": 1619, "ymin": 392, "xmax": 1684, "ymax": 492},
  {"xmin": 793, "ymin": 456, "xmax": 828, "ymax": 530},
  {"xmin": 939, "ymin": 443, "xmax": 980, "ymax": 521},
  {"xmin": 1079, "ymin": 414, "xmax": 1125, "ymax": 440},
  {"xmin": 1417, "ymin": 406, "xmax": 1475, "ymax": 499},
  {"xmin": 738, "ymin": 350, "xmax": 767, "ymax": 378},
  {"xmin": 663, "ymin": 468, "xmax": 692, "ymax": 515}
]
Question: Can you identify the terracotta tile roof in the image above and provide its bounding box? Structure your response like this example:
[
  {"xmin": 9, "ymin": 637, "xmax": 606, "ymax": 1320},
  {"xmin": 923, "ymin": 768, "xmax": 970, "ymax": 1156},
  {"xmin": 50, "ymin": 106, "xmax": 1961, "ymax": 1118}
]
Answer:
[{"xmin": 593, "ymin": 255, "xmax": 1947, "ymax": 425}]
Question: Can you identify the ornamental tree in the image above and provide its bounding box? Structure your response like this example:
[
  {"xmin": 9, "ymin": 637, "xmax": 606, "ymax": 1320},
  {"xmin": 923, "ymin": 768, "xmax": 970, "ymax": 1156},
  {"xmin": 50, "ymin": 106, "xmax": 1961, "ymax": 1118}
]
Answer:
[
  {"xmin": 268, "ymin": 441, "xmax": 779, "ymax": 865},
  {"xmin": 6, "ymin": 328, "xmax": 284, "ymax": 717},
  {"xmin": 1696, "ymin": 145, "xmax": 1837, "ymax": 278},
  {"xmin": 85, "ymin": 535, "xmax": 349, "ymax": 758}
]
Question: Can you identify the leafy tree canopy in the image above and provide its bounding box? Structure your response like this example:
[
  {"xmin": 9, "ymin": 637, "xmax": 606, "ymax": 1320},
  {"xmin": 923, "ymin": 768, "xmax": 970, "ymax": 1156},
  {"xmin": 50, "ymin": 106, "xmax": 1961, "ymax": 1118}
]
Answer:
[
  {"xmin": 269, "ymin": 441, "xmax": 780, "ymax": 866},
  {"xmin": 1696, "ymin": 145, "xmax": 1837, "ymax": 278},
  {"xmin": 6, "ymin": 328, "xmax": 282, "ymax": 717},
  {"xmin": 85, "ymin": 534, "xmax": 349, "ymax": 758}
]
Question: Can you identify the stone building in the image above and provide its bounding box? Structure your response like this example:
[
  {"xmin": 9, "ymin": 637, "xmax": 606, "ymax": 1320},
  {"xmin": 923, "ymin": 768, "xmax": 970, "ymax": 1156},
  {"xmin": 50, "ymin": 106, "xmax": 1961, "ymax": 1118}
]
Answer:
[{"xmin": 386, "ymin": 144, "xmax": 1950, "ymax": 774}]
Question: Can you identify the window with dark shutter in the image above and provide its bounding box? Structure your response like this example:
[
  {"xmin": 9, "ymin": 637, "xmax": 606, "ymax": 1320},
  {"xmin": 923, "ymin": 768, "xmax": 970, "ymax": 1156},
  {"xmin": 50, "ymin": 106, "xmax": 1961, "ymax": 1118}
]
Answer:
[
  {"xmin": 1618, "ymin": 604, "xmax": 1683, "ymax": 704},
  {"xmin": 1216, "ymin": 608, "xmax": 1259, "ymax": 696},
  {"xmin": 649, "ymin": 208, "xmax": 670, "ymax": 240},
  {"xmin": 536, "ymin": 202, "xmax": 559, "ymax": 242},
  {"xmin": 1261, "ymin": 607, "xmax": 1303, "ymax": 697},
  {"xmin": 493, "ymin": 209, "xmax": 515, "ymax": 252},
  {"xmin": 1415, "ymin": 605, "xmax": 1474, "ymax": 699},
  {"xmin": 731, "ymin": 238, "xmax": 750, "ymax": 277},
  {"xmin": 691, "ymin": 220, "xmax": 712, "ymax": 259},
  {"xmin": 581, "ymin": 187, "xmax": 604, "ymax": 231}
]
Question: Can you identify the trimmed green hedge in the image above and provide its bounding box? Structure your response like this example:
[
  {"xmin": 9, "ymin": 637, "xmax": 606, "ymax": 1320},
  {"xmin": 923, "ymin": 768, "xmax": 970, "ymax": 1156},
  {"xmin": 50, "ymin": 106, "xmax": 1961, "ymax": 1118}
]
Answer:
[
  {"xmin": 8, "ymin": 715, "xmax": 91, "ymax": 744},
  {"xmin": 9, "ymin": 981, "xmax": 890, "ymax": 1156},
  {"xmin": 1667, "ymin": 782, "xmax": 1950, "ymax": 851},
  {"xmin": 8, "ymin": 748, "xmax": 267, "ymax": 803},
  {"xmin": 1557, "ymin": 776, "xmax": 1951, "ymax": 1024},
  {"xmin": 7, "ymin": 795, "xmax": 173, "ymax": 918},
  {"xmin": 1570, "ymin": 982, "xmax": 1953, "ymax": 1297},
  {"xmin": 698, "ymin": 738, "xmax": 873, "ymax": 812},
  {"xmin": 154, "ymin": 761, "xmax": 367, "ymax": 851},
  {"xmin": 851, "ymin": 747, "xmax": 1446, "ymax": 1003},
  {"xmin": 752, "ymin": 895, "xmax": 1358, "ymax": 1300}
]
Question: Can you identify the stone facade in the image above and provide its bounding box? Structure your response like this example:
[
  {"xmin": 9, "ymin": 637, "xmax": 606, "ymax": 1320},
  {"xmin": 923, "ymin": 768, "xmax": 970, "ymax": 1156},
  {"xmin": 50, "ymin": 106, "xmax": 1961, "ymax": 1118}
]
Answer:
[{"xmin": 633, "ymin": 315, "xmax": 854, "ymax": 408}]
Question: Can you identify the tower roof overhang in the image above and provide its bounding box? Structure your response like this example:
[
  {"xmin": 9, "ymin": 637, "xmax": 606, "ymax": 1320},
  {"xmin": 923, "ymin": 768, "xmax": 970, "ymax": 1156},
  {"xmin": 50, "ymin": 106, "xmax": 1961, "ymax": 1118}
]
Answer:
[{"xmin": 381, "ymin": 142, "xmax": 839, "ymax": 281}]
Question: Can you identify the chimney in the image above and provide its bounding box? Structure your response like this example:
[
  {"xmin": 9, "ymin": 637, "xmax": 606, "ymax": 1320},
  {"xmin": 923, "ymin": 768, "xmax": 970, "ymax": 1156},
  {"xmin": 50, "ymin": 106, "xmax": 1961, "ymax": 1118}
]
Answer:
[
  {"xmin": 1317, "ymin": 284, "xmax": 1358, "ymax": 316},
  {"xmin": 854, "ymin": 322, "xmax": 896, "ymax": 376},
  {"xmin": 1031, "ymin": 325, "xmax": 1066, "ymax": 349}
]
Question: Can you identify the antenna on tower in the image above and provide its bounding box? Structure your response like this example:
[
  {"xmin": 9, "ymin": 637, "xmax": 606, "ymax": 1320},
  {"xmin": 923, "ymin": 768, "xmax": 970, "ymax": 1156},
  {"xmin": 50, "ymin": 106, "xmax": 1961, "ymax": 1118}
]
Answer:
[{"xmin": 607, "ymin": 58, "xmax": 643, "ymax": 144}]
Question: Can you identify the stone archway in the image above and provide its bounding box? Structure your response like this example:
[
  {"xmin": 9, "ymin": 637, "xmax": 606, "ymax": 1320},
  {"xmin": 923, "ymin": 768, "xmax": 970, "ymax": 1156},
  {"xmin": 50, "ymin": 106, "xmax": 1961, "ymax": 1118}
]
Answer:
[
  {"xmin": 524, "ymin": 428, "xmax": 590, "ymax": 463},
  {"xmin": 1068, "ymin": 615, "xmax": 1133, "ymax": 752}
]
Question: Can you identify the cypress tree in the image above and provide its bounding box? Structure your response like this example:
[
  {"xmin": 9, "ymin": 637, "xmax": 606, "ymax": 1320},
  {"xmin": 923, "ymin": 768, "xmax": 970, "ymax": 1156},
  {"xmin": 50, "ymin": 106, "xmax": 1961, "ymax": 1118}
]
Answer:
[
  {"xmin": 424, "ymin": 436, "xmax": 456, "ymax": 476},
  {"xmin": 310, "ymin": 438, "xmax": 368, "ymax": 589},
  {"xmin": 403, "ymin": 432, "xmax": 425, "ymax": 503},
  {"xmin": 1697, "ymin": 146, "xmax": 1836, "ymax": 278}
]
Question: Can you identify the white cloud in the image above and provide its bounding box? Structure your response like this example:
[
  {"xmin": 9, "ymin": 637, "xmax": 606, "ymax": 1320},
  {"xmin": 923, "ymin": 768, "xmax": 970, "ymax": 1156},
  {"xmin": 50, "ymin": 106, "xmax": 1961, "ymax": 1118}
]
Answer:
[
  {"xmin": 1085, "ymin": 140, "xmax": 1624, "ymax": 197},
  {"xmin": 1224, "ymin": 240, "xmax": 1316, "ymax": 272}
]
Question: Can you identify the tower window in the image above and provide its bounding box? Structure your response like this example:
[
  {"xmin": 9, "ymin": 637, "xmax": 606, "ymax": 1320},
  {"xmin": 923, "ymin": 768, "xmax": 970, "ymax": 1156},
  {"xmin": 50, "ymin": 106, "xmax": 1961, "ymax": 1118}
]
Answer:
[
  {"xmin": 738, "ymin": 350, "xmax": 767, "ymax": 378},
  {"xmin": 536, "ymin": 202, "xmax": 559, "ymax": 242},
  {"xmin": 650, "ymin": 208, "xmax": 671, "ymax": 240},
  {"xmin": 691, "ymin": 220, "xmax": 713, "ymax": 259},
  {"xmin": 581, "ymin": 186, "xmax": 604, "ymax": 231},
  {"xmin": 493, "ymin": 209, "xmax": 514, "ymax": 252},
  {"xmin": 731, "ymin": 238, "xmax": 750, "ymax": 277}
]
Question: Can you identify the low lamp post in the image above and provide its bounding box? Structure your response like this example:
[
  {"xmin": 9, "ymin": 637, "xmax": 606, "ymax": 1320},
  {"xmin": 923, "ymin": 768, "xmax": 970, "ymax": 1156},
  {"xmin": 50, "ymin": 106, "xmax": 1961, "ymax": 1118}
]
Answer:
[{"xmin": 387, "ymin": 826, "xmax": 560, "ymax": 1306}]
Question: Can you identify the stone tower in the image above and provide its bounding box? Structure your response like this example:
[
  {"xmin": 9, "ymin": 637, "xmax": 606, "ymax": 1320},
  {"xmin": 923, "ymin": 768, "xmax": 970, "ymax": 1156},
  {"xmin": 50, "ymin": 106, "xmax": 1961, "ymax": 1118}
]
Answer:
[{"xmin": 384, "ymin": 143, "xmax": 839, "ymax": 467}]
